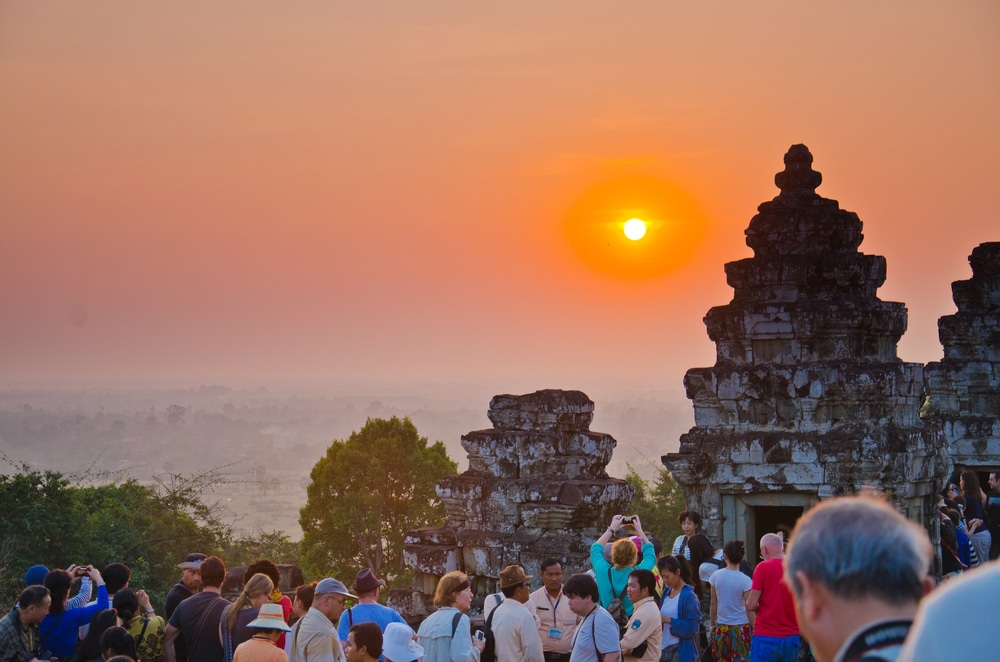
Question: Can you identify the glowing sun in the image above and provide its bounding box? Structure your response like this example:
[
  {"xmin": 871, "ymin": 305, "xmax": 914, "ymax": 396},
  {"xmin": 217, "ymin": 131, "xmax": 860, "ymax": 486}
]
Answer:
[{"xmin": 623, "ymin": 218, "xmax": 647, "ymax": 241}]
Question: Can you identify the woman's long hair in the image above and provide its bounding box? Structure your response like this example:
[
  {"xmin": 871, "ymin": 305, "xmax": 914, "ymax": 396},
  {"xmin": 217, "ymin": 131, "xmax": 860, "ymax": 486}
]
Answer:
[
  {"xmin": 962, "ymin": 470, "xmax": 982, "ymax": 502},
  {"xmin": 76, "ymin": 609, "xmax": 119, "ymax": 661},
  {"xmin": 43, "ymin": 570, "xmax": 72, "ymax": 615},
  {"xmin": 225, "ymin": 573, "xmax": 274, "ymax": 632}
]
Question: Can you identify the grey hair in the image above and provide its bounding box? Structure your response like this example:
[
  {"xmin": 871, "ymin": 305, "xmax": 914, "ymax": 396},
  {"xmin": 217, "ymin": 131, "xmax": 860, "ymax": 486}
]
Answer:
[
  {"xmin": 760, "ymin": 532, "xmax": 784, "ymax": 553},
  {"xmin": 784, "ymin": 496, "xmax": 930, "ymax": 605}
]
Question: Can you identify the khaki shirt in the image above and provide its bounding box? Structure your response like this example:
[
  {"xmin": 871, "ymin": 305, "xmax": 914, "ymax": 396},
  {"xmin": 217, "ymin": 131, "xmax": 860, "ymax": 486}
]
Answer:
[
  {"xmin": 490, "ymin": 599, "xmax": 544, "ymax": 662},
  {"xmin": 288, "ymin": 608, "xmax": 345, "ymax": 662},
  {"xmin": 528, "ymin": 587, "xmax": 579, "ymax": 654},
  {"xmin": 620, "ymin": 596, "xmax": 661, "ymax": 662}
]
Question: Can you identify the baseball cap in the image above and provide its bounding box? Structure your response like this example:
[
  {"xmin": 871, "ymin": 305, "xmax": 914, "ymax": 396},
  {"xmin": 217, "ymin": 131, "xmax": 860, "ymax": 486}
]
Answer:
[{"xmin": 315, "ymin": 577, "xmax": 358, "ymax": 599}]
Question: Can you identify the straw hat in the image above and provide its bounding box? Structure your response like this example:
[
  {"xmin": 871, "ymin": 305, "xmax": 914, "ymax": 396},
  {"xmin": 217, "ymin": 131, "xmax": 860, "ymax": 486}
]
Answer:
[{"xmin": 246, "ymin": 603, "xmax": 292, "ymax": 631}]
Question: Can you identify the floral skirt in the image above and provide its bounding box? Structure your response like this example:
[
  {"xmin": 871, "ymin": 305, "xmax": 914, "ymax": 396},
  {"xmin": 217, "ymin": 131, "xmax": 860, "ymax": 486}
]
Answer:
[{"xmin": 709, "ymin": 623, "xmax": 751, "ymax": 662}]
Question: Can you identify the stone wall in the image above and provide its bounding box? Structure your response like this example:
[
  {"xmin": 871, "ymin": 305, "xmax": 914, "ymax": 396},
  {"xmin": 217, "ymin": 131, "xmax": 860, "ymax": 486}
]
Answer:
[
  {"xmin": 390, "ymin": 389, "xmax": 633, "ymax": 620},
  {"xmin": 664, "ymin": 145, "xmax": 948, "ymax": 550}
]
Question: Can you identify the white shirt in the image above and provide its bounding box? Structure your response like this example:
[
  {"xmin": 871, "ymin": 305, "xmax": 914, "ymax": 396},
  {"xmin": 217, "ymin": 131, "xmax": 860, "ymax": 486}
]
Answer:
[
  {"xmin": 659, "ymin": 592, "xmax": 680, "ymax": 648},
  {"xmin": 490, "ymin": 598, "xmax": 544, "ymax": 662},
  {"xmin": 484, "ymin": 592, "xmax": 540, "ymax": 628},
  {"xmin": 709, "ymin": 568, "xmax": 752, "ymax": 626}
]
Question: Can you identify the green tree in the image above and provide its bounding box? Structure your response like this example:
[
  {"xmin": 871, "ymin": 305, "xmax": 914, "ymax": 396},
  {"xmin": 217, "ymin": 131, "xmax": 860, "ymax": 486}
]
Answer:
[
  {"xmin": 299, "ymin": 417, "xmax": 457, "ymax": 587},
  {"xmin": 0, "ymin": 460, "xmax": 239, "ymax": 610},
  {"xmin": 625, "ymin": 462, "xmax": 685, "ymax": 549}
]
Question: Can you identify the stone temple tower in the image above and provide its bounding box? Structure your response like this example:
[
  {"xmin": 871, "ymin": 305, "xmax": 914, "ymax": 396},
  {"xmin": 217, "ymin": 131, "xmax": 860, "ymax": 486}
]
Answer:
[
  {"xmin": 663, "ymin": 145, "xmax": 947, "ymax": 560},
  {"xmin": 391, "ymin": 389, "xmax": 634, "ymax": 620},
  {"xmin": 925, "ymin": 242, "xmax": 1000, "ymax": 473}
]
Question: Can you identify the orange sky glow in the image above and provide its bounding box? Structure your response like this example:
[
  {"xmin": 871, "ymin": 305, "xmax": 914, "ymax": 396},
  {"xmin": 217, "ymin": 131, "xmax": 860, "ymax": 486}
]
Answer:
[{"xmin": 1, "ymin": 1, "xmax": 998, "ymax": 393}]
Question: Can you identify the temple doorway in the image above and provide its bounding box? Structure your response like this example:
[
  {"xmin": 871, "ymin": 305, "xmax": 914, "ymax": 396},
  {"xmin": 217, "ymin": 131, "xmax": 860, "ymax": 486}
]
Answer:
[
  {"xmin": 750, "ymin": 505, "xmax": 803, "ymax": 565},
  {"xmin": 720, "ymin": 494, "xmax": 816, "ymax": 566}
]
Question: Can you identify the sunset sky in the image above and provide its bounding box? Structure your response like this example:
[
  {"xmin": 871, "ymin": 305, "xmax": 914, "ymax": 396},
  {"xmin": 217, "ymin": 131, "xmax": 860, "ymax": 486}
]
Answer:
[{"xmin": 2, "ymin": 1, "xmax": 998, "ymax": 393}]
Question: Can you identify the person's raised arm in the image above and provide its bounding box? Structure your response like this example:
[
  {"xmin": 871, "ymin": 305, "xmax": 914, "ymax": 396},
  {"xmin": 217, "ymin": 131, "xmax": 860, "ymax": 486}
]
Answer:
[{"xmin": 596, "ymin": 515, "xmax": 625, "ymax": 546}]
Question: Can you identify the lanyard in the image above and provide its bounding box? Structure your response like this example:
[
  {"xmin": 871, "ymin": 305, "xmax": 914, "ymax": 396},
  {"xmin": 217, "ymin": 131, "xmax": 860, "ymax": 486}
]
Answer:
[
  {"xmin": 24, "ymin": 625, "xmax": 37, "ymax": 655},
  {"xmin": 546, "ymin": 591, "xmax": 562, "ymax": 615}
]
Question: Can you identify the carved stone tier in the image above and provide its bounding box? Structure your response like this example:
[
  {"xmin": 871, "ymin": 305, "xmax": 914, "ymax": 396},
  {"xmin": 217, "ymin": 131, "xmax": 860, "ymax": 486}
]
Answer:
[
  {"xmin": 664, "ymin": 145, "xmax": 946, "ymax": 551},
  {"xmin": 390, "ymin": 389, "xmax": 634, "ymax": 622},
  {"xmin": 926, "ymin": 242, "xmax": 1000, "ymax": 469}
]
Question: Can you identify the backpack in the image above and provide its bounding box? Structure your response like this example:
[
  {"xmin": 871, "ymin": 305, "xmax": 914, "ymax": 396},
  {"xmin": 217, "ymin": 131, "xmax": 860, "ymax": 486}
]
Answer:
[
  {"xmin": 480, "ymin": 602, "xmax": 498, "ymax": 662},
  {"xmin": 606, "ymin": 568, "xmax": 629, "ymax": 636}
]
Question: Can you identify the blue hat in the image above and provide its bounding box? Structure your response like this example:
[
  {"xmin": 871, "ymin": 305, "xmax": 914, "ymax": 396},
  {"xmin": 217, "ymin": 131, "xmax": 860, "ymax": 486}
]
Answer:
[
  {"xmin": 24, "ymin": 565, "xmax": 49, "ymax": 586},
  {"xmin": 315, "ymin": 578, "xmax": 358, "ymax": 599}
]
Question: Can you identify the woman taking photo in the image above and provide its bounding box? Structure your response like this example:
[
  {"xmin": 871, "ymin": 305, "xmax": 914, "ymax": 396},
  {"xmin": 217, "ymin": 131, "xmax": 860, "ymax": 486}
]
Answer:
[
  {"xmin": 591, "ymin": 514, "xmax": 656, "ymax": 620},
  {"xmin": 416, "ymin": 571, "xmax": 485, "ymax": 662},
  {"xmin": 657, "ymin": 555, "xmax": 700, "ymax": 662},
  {"xmin": 115, "ymin": 587, "xmax": 167, "ymax": 662},
  {"xmin": 40, "ymin": 565, "xmax": 109, "ymax": 661},
  {"xmin": 223, "ymin": 573, "xmax": 276, "ymax": 662},
  {"xmin": 708, "ymin": 540, "xmax": 753, "ymax": 662}
]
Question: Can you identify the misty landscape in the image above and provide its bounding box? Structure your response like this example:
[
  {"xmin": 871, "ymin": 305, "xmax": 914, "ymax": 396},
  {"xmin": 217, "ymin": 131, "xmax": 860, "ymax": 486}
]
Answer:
[{"xmin": 0, "ymin": 383, "xmax": 691, "ymax": 540}]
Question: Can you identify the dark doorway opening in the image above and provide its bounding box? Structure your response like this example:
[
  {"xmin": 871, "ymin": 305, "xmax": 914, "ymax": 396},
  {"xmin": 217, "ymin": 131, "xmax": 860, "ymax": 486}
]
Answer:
[{"xmin": 750, "ymin": 505, "xmax": 804, "ymax": 565}]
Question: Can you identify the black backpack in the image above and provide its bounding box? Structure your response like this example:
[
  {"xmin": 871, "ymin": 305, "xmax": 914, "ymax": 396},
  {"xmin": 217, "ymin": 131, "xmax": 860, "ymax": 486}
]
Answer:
[
  {"xmin": 606, "ymin": 569, "xmax": 629, "ymax": 636},
  {"xmin": 480, "ymin": 601, "xmax": 498, "ymax": 662}
]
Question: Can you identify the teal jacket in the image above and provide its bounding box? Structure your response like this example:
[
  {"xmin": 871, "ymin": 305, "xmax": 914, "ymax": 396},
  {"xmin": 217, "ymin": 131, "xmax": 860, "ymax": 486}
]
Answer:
[{"xmin": 590, "ymin": 540, "xmax": 656, "ymax": 617}]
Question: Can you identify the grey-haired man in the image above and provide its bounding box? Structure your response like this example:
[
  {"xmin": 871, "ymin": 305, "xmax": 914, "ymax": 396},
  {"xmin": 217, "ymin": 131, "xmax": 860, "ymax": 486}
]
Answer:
[
  {"xmin": 784, "ymin": 496, "xmax": 934, "ymax": 662},
  {"xmin": 289, "ymin": 578, "xmax": 358, "ymax": 662}
]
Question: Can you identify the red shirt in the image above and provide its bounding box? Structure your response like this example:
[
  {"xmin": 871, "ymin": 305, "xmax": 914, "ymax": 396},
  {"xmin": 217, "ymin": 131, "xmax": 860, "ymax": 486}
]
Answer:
[{"xmin": 750, "ymin": 558, "xmax": 799, "ymax": 638}]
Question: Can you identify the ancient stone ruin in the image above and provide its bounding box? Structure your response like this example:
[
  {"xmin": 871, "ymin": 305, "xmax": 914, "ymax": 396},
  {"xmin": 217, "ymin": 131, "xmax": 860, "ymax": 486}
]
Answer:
[
  {"xmin": 390, "ymin": 389, "xmax": 633, "ymax": 619},
  {"xmin": 926, "ymin": 242, "xmax": 1000, "ymax": 470},
  {"xmin": 663, "ymin": 145, "xmax": 949, "ymax": 560}
]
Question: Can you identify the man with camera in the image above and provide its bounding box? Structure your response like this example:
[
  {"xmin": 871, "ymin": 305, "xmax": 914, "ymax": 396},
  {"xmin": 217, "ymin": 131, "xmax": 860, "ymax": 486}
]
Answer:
[{"xmin": 0, "ymin": 586, "xmax": 52, "ymax": 662}]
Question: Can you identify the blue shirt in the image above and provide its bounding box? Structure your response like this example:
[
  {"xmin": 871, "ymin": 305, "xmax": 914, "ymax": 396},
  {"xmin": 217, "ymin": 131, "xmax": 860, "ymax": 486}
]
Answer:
[
  {"xmin": 39, "ymin": 584, "xmax": 109, "ymax": 658},
  {"xmin": 570, "ymin": 606, "xmax": 621, "ymax": 662},
  {"xmin": 337, "ymin": 603, "xmax": 406, "ymax": 660},
  {"xmin": 337, "ymin": 603, "xmax": 406, "ymax": 641}
]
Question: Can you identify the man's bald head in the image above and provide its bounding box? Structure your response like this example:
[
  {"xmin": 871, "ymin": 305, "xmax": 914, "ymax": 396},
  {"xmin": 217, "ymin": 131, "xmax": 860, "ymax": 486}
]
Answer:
[{"xmin": 760, "ymin": 533, "xmax": 784, "ymax": 558}]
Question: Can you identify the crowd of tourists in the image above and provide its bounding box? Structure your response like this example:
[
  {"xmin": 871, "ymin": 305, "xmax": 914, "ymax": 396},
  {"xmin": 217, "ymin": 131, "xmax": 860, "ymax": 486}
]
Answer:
[{"xmin": 4, "ymin": 479, "xmax": 1000, "ymax": 662}]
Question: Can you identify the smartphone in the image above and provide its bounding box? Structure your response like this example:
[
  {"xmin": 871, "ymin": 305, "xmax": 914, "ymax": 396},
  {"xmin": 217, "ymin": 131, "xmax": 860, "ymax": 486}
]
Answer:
[{"xmin": 475, "ymin": 630, "xmax": 485, "ymax": 642}]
